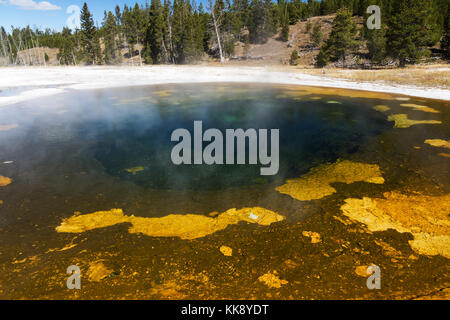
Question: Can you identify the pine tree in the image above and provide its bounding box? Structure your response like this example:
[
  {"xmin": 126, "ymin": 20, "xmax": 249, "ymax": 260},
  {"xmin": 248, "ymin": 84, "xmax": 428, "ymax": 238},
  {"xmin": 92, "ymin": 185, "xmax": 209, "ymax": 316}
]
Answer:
[
  {"xmin": 315, "ymin": 47, "xmax": 329, "ymax": 67},
  {"xmin": 248, "ymin": 0, "xmax": 277, "ymax": 44},
  {"xmin": 114, "ymin": 5, "xmax": 124, "ymax": 61},
  {"xmin": 305, "ymin": 20, "xmax": 312, "ymax": 33},
  {"xmin": 426, "ymin": 0, "xmax": 444, "ymax": 46},
  {"xmin": 287, "ymin": 0, "xmax": 307, "ymax": 24},
  {"xmin": 103, "ymin": 11, "xmax": 118, "ymax": 65},
  {"xmin": 289, "ymin": 49, "xmax": 299, "ymax": 65},
  {"xmin": 441, "ymin": 8, "xmax": 450, "ymax": 59},
  {"xmin": 325, "ymin": 8, "xmax": 360, "ymax": 67},
  {"xmin": 144, "ymin": 0, "xmax": 165, "ymax": 64},
  {"xmin": 93, "ymin": 24, "xmax": 102, "ymax": 65},
  {"xmin": 310, "ymin": 23, "xmax": 322, "ymax": 47},
  {"xmin": 171, "ymin": 0, "xmax": 184, "ymax": 63},
  {"xmin": 366, "ymin": 26, "xmax": 386, "ymax": 64},
  {"xmin": 80, "ymin": 3, "xmax": 97, "ymax": 64},
  {"xmin": 122, "ymin": 5, "xmax": 137, "ymax": 63},
  {"xmin": 198, "ymin": 3, "xmax": 211, "ymax": 52},
  {"xmin": 279, "ymin": 0, "xmax": 290, "ymax": 42},
  {"xmin": 387, "ymin": 0, "xmax": 438, "ymax": 67},
  {"xmin": 231, "ymin": 0, "xmax": 250, "ymax": 40},
  {"xmin": 163, "ymin": 0, "xmax": 175, "ymax": 63},
  {"xmin": 281, "ymin": 22, "xmax": 289, "ymax": 42},
  {"xmin": 193, "ymin": 9, "xmax": 207, "ymax": 57},
  {"xmin": 183, "ymin": 1, "xmax": 202, "ymax": 62},
  {"xmin": 171, "ymin": 0, "xmax": 202, "ymax": 63},
  {"xmin": 307, "ymin": 0, "xmax": 321, "ymax": 17},
  {"xmin": 132, "ymin": 3, "xmax": 146, "ymax": 66},
  {"xmin": 58, "ymin": 27, "xmax": 75, "ymax": 65}
]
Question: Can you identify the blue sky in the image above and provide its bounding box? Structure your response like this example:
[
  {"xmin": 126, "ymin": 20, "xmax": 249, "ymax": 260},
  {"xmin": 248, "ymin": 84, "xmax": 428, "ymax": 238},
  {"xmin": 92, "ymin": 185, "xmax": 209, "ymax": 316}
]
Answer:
[{"xmin": 0, "ymin": 0, "xmax": 151, "ymax": 31}]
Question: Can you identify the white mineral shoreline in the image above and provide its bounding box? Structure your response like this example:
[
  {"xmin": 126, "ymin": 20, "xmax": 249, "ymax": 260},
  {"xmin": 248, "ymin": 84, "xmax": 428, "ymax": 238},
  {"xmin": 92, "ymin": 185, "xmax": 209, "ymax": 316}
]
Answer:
[{"xmin": 0, "ymin": 65, "xmax": 449, "ymax": 106}]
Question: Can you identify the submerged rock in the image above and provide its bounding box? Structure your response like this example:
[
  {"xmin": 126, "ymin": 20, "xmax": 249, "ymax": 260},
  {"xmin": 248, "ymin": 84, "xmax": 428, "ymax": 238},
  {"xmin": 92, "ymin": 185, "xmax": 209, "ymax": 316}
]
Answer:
[
  {"xmin": 125, "ymin": 166, "xmax": 146, "ymax": 175},
  {"xmin": 0, "ymin": 175, "xmax": 12, "ymax": 187},
  {"xmin": 388, "ymin": 114, "xmax": 442, "ymax": 128},
  {"xmin": 400, "ymin": 104, "xmax": 440, "ymax": 114},
  {"xmin": 373, "ymin": 105, "xmax": 390, "ymax": 113},
  {"xmin": 275, "ymin": 160, "xmax": 384, "ymax": 201},
  {"xmin": 153, "ymin": 90, "xmax": 175, "ymax": 98},
  {"xmin": 87, "ymin": 262, "xmax": 113, "ymax": 282},
  {"xmin": 355, "ymin": 265, "xmax": 372, "ymax": 277},
  {"xmin": 341, "ymin": 192, "xmax": 450, "ymax": 259},
  {"xmin": 424, "ymin": 139, "xmax": 450, "ymax": 150},
  {"xmin": 56, "ymin": 207, "xmax": 285, "ymax": 240},
  {"xmin": 220, "ymin": 246, "xmax": 233, "ymax": 257},
  {"xmin": 302, "ymin": 231, "xmax": 321, "ymax": 243},
  {"xmin": 258, "ymin": 271, "xmax": 288, "ymax": 289}
]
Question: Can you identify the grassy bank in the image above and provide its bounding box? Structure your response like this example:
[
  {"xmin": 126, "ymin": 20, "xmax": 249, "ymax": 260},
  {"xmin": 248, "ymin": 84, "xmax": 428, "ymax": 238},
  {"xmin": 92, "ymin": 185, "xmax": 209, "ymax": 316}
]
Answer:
[{"xmin": 285, "ymin": 64, "xmax": 450, "ymax": 88}]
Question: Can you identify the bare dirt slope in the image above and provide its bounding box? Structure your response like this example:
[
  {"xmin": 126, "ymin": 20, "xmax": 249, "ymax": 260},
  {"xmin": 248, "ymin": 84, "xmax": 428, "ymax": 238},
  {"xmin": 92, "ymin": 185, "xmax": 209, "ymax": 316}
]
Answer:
[
  {"xmin": 233, "ymin": 14, "xmax": 338, "ymax": 65},
  {"xmin": 0, "ymin": 47, "xmax": 58, "ymax": 66}
]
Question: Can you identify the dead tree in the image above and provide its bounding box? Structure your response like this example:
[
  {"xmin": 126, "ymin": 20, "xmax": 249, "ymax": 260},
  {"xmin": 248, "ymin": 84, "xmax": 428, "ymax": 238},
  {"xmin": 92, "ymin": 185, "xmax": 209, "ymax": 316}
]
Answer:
[
  {"xmin": 166, "ymin": 9, "xmax": 175, "ymax": 64},
  {"xmin": 207, "ymin": 0, "xmax": 224, "ymax": 63}
]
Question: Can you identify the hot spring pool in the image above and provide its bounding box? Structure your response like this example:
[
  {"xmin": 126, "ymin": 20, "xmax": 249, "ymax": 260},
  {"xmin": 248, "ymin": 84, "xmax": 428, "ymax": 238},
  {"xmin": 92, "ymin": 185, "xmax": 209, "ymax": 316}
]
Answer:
[{"xmin": 0, "ymin": 83, "xmax": 448, "ymax": 299}]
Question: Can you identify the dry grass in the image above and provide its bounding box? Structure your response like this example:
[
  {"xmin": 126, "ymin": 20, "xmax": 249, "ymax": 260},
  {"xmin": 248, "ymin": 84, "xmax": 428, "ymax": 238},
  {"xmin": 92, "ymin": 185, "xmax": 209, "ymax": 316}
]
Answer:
[{"xmin": 290, "ymin": 64, "xmax": 450, "ymax": 88}]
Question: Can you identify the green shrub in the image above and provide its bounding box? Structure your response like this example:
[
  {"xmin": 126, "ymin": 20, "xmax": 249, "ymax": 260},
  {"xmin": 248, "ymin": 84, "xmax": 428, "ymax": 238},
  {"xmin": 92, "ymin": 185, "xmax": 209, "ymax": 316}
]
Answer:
[{"xmin": 290, "ymin": 50, "xmax": 299, "ymax": 65}]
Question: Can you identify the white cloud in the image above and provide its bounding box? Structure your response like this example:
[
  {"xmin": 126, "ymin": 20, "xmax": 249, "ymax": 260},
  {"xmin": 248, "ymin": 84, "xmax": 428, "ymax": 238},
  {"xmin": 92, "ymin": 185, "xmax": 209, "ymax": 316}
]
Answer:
[
  {"xmin": 0, "ymin": 0, "xmax": 8, "ymax": 4},
  {"xmin": 9, "ymin": 0, "xmax": 61, "ymax": 10}
]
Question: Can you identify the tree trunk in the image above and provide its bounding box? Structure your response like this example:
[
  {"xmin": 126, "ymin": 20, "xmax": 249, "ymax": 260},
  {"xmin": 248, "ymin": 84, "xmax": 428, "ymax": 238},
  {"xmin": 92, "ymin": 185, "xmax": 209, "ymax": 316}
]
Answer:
[
  {"xmin": 161, "ymin": 39, "xmax": 168, "ymax": 63},
  {"xmin": 137, "ymin": 36, "xmax": 143, "ymax": 66},
  {"xmin": 167, "ymin": 13, "xmax": 175, "ymax": 64},
  {"xmin": 0, "ymin": 32, "xmax": 7, "ymax": 65},
  {"xmin": 209, "ymin": 0, "xmax": 224, "ymax": 63}
]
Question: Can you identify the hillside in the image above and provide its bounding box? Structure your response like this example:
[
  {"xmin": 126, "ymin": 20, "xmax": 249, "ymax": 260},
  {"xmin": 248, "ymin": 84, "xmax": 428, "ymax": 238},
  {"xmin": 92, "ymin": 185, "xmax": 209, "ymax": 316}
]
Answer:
[
  {"xmin": 229, "ymin": 14, "xmax": 446, "ymax": 68},
  {"xmin": 0, "ymin": 47, "xmax": 58, "ymax": 66},
  {"xmin": 232, "ymin": 15, "xmax": 337, "ymax": 66}
]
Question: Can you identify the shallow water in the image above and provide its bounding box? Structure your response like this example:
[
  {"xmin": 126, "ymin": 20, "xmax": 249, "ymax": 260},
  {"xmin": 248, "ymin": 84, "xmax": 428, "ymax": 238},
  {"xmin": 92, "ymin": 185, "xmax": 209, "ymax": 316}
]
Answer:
[{"xmin": 0, "ymin": 83, "xmax": 448, "ymax": 299}]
